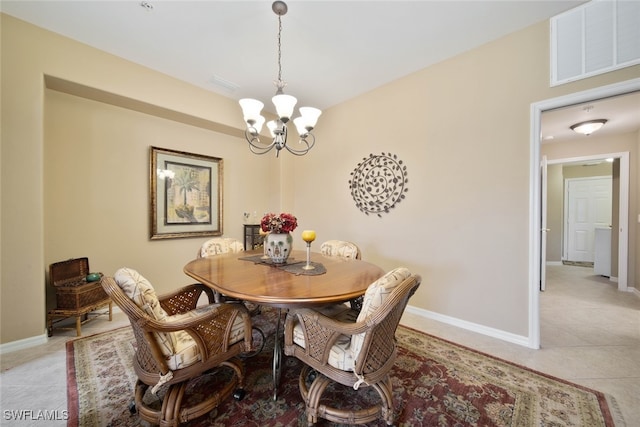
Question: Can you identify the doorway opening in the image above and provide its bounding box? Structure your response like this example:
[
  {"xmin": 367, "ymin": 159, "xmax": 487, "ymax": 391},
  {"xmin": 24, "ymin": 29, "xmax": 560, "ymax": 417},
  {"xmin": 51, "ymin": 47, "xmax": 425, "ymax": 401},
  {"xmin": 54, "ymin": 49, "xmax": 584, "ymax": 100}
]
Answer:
[
  {"xmin": 544, "ymin": 153, "xmax": 629, "ymax": 289},
  {"xmin": 528, "ymin": 78, "xmax": 640, "ymax": 349}
]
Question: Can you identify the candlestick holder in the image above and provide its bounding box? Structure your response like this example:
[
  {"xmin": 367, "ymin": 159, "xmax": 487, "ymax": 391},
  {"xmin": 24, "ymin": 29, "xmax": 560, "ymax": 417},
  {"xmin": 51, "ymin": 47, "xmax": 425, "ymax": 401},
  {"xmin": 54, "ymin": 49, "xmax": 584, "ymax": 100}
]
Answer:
[
  {"xmin": 303, "ymin": 242, "xmax": 314, "ymax": 270},
  {"xmin": 301, "ymin": 230, "xmax": 316, "ymax": 270},
  {"xmin": 260, "ymin": 229, "xmax": 270, "ymax": 260}
]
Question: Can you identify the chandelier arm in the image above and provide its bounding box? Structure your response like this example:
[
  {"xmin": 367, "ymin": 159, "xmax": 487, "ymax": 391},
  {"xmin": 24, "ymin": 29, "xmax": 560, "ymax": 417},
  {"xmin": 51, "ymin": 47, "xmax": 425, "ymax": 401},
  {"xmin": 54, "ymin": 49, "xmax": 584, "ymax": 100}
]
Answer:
[
  {"xmin": 284, "ymin": 133, "xmax": 315, "ymax": 156},
  {"xmin": 250, "ymin": 144, "xmax": 276, "ymax": 155},
  {"xmin": 245, "ymin": 129, "xmax": 277, "ymax": 155}
]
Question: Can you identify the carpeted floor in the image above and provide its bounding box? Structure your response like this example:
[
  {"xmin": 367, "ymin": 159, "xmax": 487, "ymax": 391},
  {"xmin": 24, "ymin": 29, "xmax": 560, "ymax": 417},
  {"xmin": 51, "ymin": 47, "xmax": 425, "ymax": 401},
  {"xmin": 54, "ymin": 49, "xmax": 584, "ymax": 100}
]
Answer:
[{"xmin": 67, "ymin": 308, "xmax": 617, "ymax": 426}]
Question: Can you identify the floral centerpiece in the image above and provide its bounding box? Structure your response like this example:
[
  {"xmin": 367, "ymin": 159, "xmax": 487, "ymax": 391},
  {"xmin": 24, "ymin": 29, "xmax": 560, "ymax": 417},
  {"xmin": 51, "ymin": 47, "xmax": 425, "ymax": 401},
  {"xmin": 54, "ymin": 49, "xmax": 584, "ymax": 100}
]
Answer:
[
  {"xmin": 261, "ymin": 212, "xmax": 298, "ymax": 233},
  {"xmin": 261, "ymin": 212, "xmax": 297, "ymax": 263}
]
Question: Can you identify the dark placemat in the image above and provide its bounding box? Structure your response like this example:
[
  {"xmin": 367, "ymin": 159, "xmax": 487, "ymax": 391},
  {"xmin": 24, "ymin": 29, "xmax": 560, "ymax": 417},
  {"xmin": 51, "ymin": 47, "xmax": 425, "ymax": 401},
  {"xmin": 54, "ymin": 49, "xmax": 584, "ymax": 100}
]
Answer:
[
  {"xmin": 238, "ymin": 254, "xmax": 300, "ymax": 265},
  {"xmin": 279, "ymin": 261, "xmax": 326, "ymax": 276},
  {"xmin": 238, "ymin": 255, "xmax": 325, "ymax": 275}
]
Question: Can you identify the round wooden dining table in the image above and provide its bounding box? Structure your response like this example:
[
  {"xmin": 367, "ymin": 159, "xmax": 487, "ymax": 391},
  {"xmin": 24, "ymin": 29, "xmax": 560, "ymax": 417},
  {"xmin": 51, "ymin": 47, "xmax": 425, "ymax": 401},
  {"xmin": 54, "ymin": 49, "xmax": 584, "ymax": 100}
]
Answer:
[
  {"xmin": 183, "ymin": 249, "xmax": 385, "ymax": 399},
  {"xmin": 183, "ymin": 250, "xmax": 384, "ymax": 308}
]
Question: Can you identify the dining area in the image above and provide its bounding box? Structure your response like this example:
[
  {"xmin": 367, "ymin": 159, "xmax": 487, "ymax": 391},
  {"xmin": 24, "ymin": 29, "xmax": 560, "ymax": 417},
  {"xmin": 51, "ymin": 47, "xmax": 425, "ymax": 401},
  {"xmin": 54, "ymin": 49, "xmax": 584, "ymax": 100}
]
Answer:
[
  {"xmin": 101, "ymin": 214, "xmax": 421, "ymax": 427},
  {"xmin": 4, "ymin": 0, "xmax": 637, "ymax": 423},
  {"xmin": 17, "ymin": 207, "xmax": 620, "ymax": 427}
]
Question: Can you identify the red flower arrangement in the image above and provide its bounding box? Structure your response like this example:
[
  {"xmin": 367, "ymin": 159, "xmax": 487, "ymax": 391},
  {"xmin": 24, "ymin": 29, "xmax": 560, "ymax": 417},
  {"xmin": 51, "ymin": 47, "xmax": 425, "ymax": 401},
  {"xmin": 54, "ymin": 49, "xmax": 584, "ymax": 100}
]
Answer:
[{"xmin": 261, "ymin": 212, "xmax": 298, "ymax": 234}]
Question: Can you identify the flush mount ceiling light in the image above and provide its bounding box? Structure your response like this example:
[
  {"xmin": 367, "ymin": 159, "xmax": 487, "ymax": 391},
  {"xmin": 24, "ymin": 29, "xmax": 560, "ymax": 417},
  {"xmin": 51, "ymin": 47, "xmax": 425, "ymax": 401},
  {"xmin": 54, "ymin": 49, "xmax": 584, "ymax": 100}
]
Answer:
[
  {"xmin": 239, "ymin": 1, "xmax": 321, "ymax": 157},
  {"xmin": 570, "ymin": 119, "xmax": 607, "ymax": 136}
]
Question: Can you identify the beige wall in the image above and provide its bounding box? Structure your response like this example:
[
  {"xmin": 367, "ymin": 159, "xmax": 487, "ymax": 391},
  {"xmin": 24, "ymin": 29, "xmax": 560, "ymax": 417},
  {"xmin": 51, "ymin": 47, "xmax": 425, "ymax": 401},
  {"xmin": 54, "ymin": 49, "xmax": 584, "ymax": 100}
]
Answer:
[
  {"xmin": 287, "ymin": 22, "xmax": 639, "ymax": 335},
  {"xmin": 42, "ymin": 90, "xmax": 278, "ymax": 310},
  {"xmin": 1, "ymin": 14, "xmax": 280, "ymax": 343},
  {"xmin": 563, "ymin": 162, "xmax": 613, "ymax": 179},
  {"xmin": 2, "ymin": 12, "xmax": 639, "ymax": 345}
]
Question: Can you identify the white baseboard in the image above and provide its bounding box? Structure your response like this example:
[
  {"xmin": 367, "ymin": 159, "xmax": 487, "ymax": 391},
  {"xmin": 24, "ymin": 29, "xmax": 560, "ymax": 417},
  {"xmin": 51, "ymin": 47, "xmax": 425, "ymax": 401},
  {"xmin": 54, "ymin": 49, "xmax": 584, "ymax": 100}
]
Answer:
[
  {"xmin": 0, "ymin": 332, "xmax": 48, "ymax": 355},
  {"xmin": 0, "ymin": 307, "xmax": 122, "ymax": 355},
  {"xmin": 404, "ymin": 305, "xmax": 532, "ymax": 348},
  {"xmin": 546, "ymin": 261, "xmax": 563, "ymax": 266}
]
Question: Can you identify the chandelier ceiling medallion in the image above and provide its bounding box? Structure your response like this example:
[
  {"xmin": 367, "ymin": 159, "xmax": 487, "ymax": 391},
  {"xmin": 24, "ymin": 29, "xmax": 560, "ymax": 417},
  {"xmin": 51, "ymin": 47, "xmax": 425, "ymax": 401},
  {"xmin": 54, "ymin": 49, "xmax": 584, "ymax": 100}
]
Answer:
[{"xmin": 239, "ymin": 1, "xmax": 321, "ymax": 157}]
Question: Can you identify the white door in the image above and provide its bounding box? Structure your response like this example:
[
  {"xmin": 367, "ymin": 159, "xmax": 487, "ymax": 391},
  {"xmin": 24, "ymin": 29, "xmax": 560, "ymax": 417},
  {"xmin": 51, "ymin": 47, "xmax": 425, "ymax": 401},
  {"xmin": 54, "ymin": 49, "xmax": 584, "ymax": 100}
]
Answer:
[
  {"xmin": 540, "ymin": 156, "xmax": 548, "ymax": 291},
  {"xmin": 564, "ymin": 177, "xmax": 612, "ymax": 262}
]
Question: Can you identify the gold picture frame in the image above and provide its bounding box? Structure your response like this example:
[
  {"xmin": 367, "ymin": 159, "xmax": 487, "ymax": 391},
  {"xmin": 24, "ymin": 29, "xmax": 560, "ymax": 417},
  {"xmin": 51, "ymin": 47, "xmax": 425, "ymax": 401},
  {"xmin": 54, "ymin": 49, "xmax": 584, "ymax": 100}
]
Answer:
[{"xmin": 150, "ymin": 146, "xmax": 223, "ymax": 239}]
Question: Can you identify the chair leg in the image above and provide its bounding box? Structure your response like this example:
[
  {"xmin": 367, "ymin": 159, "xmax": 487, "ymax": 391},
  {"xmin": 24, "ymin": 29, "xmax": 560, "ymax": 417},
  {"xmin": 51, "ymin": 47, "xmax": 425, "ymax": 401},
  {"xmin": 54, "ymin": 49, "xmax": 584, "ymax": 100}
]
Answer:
[
  {"xmin": 47, "ymin": 314, "xmax": 53, "ymax": 337},
  {"xmin": 299, "ymin": 365, "xmax": 331, "ymax": 426},
  {"xmin": 160, "ymin": 382, "xmax": 186, "ymax": 427},
  {"xmin": 75, "ymin": 316, "xmax": 82, "ymax": 336},
  {"xmin": 133, "ymin": 359, "xmax": 245, "ymax": 426},
  {"xmin": 134, "ymin": 380, "xmax": 161, "ymax": 425},
  {"xmin": 299, "ymin": 365, "xmax": 395, "ymax": 426},
  {"xmin": 373, "ymin": 376, "xmax": 395, "ymax": 425}
]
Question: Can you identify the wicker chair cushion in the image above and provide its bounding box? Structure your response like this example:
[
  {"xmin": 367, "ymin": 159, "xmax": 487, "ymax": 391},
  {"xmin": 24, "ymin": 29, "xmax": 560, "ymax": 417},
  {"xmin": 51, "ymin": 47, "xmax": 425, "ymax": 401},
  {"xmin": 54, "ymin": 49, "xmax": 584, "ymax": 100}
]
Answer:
[
  {"xmin": 292, "ymin": 269, "xmax": 409, "ymax": 372},
  {"xmin": 350, "ymin": 267, "xmax": 411, "ymax": 357},
  {"xmin": 165, "ymin": 305, "xmax": 246, "ymax": 370},
  {"xmin": 320, "ymin": 240, "xmax": 361, "ymax": 260},
  {"xmin": 114, "ymin": 268, "xmax": 246, "ymax": 370},
  {"xmin": 292, "ymin": 304, "xmax": 360, "ymax": 371},
  {"xmin": 199, "ymin": 238, "xmax": 244, "ymax": 258},
  {"xmin": 115, "ymin": 268, "xmax": 175, "ymax": 358}
]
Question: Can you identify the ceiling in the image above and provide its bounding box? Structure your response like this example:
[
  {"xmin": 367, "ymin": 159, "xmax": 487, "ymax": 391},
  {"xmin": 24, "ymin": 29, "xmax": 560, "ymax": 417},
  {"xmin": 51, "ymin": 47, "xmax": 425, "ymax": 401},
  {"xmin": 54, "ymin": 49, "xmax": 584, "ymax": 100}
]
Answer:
[
  {"xmin": 541, "ymin": 91, "xmax": 640, "ymax": 144},
  {"xmin": 2, "ymin": 0, "xmax": 638, "ymax": 143}
]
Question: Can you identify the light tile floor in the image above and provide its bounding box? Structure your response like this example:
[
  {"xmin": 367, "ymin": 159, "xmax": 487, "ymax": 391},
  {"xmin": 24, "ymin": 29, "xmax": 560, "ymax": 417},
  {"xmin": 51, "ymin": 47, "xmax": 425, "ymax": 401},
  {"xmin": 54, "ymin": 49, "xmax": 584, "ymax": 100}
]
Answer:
[
  {"xmin": 1, "ymin": 264, "xmax": 638, "ymax": 426},
  {"xmin": 402, "ymin": 264, "xmax": 640, "ymax": 426}
]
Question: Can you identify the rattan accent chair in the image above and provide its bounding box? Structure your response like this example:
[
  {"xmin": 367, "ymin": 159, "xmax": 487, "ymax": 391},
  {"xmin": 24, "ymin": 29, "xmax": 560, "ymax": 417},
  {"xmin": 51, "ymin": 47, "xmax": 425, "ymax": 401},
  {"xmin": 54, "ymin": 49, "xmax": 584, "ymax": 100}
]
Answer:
[
  {"xmin": 197, "ymin": 237, "xmax": 248, "ymax": 305},
  {"xmin": 320, "ymin": 240, "xmax": 364, "ymax": 311},
  {"xmin": 284, "ymin": 267, "xmax": 421, "ymax": 426},
  {"xmin": 198, "ymin": 237, "xmax": 245, "ymax": 258},
  {"xmin": 319, "ymin": 240, "xmax": 362, "ymax": 260},
  {"xmin": 102, "ymin": 268, "xmax": 254, "ymax": 427}
]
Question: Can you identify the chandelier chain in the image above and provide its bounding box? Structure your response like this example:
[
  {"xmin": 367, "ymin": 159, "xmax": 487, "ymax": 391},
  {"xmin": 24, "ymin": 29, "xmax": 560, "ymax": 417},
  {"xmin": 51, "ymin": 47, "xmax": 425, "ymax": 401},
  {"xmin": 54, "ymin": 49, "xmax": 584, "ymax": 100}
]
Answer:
[{"xmin": 276, "ymin": 15, "xmax": 283, "ymax": 87}]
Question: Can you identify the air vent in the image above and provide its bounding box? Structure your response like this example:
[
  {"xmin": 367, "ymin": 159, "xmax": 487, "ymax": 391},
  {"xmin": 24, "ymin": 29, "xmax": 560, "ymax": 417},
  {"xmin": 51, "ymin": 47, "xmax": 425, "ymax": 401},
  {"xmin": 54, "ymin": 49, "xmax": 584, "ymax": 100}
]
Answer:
[
  {"xmin": 208, "ymin": 75, "xmax": 240, "ymax": 93},
  {"xmin": 550, "ymin": 0, "xmax": 640, "ymax": 86}
]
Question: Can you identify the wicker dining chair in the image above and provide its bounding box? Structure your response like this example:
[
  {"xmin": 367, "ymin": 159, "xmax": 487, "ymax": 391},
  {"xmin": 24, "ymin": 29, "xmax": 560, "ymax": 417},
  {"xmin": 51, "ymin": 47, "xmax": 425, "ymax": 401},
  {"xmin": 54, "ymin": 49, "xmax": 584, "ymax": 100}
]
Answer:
[
  {"xmin": 319, "ymin": 240, "xmax": 362, "ymax": 260},
  {"xmin": 196, "ymin": 237, "xmax": 260, "ymax": 314},
  {"xmin": 198, "ymin": 237, "xmax": 245, "ymax": 259},
  {"xmin": 284, "ymin": 267, "xmax": 421, "ymax": 426},
  {"xmin": 102, "ymin": 268, "xmax": 254, "ymax": 427},
  {"xmin": 320, "ymin": 240, "xmax": 364, "ymax": 311}
]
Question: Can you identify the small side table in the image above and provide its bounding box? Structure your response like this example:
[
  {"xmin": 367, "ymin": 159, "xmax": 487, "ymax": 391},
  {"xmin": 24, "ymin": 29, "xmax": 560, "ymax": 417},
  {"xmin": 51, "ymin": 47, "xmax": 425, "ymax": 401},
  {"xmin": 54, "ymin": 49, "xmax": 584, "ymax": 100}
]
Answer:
[
  {"xmin": 47, "ymin": 297, "xmax": 112, "ymax": 337},
  {"xmin": 47, "ymin": 258, "xmax": 113, "ymax": 336}
]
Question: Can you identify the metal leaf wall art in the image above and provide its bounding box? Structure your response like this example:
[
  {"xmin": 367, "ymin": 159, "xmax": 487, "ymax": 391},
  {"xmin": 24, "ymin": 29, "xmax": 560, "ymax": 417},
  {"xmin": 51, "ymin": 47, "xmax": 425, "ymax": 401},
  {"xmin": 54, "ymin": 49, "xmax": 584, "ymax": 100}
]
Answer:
[{"xmin": 348, "ymin": 152, "xmax": 409, "ymax": 217}]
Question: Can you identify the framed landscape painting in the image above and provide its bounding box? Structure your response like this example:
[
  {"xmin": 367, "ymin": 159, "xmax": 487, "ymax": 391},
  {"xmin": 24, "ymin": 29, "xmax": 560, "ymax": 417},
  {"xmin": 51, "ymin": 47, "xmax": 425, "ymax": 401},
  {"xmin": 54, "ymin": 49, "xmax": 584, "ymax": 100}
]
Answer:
[{"xmin": 150, "ymin": 146, "xmax": 223, "ymax": 239}]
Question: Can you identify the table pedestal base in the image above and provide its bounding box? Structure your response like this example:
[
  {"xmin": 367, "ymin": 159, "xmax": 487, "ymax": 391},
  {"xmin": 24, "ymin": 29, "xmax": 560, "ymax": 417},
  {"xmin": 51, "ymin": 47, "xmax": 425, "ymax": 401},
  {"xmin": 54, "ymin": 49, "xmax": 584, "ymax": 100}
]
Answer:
[{"xmin": 273, "ymin": 309, "xmax": 283, "ymax": 400}]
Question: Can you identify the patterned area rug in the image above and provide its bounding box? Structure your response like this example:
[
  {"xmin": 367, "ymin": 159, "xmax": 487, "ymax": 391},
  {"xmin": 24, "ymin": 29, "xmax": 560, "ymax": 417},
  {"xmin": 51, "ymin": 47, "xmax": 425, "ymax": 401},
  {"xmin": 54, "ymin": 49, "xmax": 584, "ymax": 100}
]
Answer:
[{"xmin": 67, "ymin": 308, "xmax": 617, "ymax": 426}]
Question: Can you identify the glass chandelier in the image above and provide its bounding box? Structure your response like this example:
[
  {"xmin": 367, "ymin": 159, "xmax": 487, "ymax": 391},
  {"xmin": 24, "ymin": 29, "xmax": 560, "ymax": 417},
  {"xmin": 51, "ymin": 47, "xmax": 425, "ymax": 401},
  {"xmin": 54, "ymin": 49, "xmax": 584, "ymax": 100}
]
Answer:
[{"xmin": 239, "ymin": 1, "xmax": 321, "ymax": 157}]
